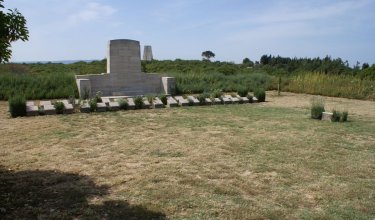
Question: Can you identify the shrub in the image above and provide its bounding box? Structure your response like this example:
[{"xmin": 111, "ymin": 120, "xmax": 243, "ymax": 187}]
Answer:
[
  {"xmin": 247, "ymin": 94, "xmax": 254, "ymax": 103},
  {"xmin": 54, "ymin": 101, "xmax": 65, "ymax": 114},
  {"xmin": 331, "ymin": 110, "xmax": 342, "ymax": 122},
  {"xmin": 89, "ymin": 99, "xmax": 97, "ymax": 112},
  {"xmin": 237, "ymin": 88, "xmax": 249, "ymax": 97},
  {"xmin": 8, "ymin": 95, "xmax": 26, "ymax": 118},
  {"xmin": 146, "ymin": 95, "xmax": 155, "ymax": 104},
  {"xmin": 134, "ymin": 96, "xmax": 144, "ymax": 109},
  {"xmin": 310, "ymin": 98, "xmax": 325, "ymax": 119},
  {"xmin": 118, "ymin": 98, "xmax": 128, "ymax": 110},
  {"xmin": 254, "ymin": 89, "xmax": 266, "ymax": 102},
  {"xmin": 341, "ymin": 111, "xmax": 348, "ymax": 122},
  {"xmin": 159, "ymin": 94, "xmax": 168, "ymax": 105},
  {"xmin": 94, "ymin": 91, "xmax": 102, "ymax": 103},
  {"xmin": 211, "ymin": 89, "xmax": 223, "ymax": 98},
  {"xmin": 197, "ymin": 93, "xmax": 209, "ymax": 105}
]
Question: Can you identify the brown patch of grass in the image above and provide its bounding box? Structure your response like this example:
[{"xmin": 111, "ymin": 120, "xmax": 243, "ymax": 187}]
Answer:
[{"xmin": 0, "ymin": 92, "xmax": 374, "ymax": 219}]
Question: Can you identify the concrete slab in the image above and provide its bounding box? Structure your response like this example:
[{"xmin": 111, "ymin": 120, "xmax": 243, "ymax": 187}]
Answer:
[
  {"xmin": 44, "ymin": 104, "xmax": 56, "ymax": 115},
  {"xmin": 80, "ymin": 103, "xmax": 90, "ymax": 113},
  {"xmin": 205, "ymin": 98, "xmax": 212, "ymax": 105},
  {"xmin": 322, "ymin": 112, "xmax": 333, "ymax": 121},
  {"xmin": 127, "ymin": 98, "xmax": 136, "ymax": 110},
  {"xmin": 26, "ymin": 101, "xmax": 35, "ymax": 107},
  {"xmin": 221, "ymin": 97, "xmax": 232, "ymax": 104},
  {"xmin": 225, "ymin": 95, "xmax": 239, "ymax": 104},
  {"xmin": 142, "ymin": 98, "xmax": 151, "ymax": 109},
  {"xmin": 167, "ymin": 96, "xmax": 178, "ymax": 107},
  {"xmin": 40, "ymin": 101, "xmax": 52, "ymax": 106},
  {"xmin": 96, "ymin": 102, "xmax": 107, "ymax": 112},
  {"xmin": 102, "ymin": 97, "xmax": 111, "ymax": 105},
  {"xmin": 153, "ymin": 97, "xmax": 164, "ymax": 108},
  {"xmin": 187, "ymin": 96, "xmax": 200, "ymax": 106},
  {"xmin": 109, "ymin": 102, "xmax": 120, "ymax": 111},
  {"xmin": 253, "ymin": 97, "xmax": 258, "ymax": 103},
  {"xmin": 174, "ymin": 96, "xmax": 189, "ymax": 106},
  {"xmin": 213, "ymin": 98, "xmax": 222, "ymax": 105},
  {"xmin": 26, "ymin": 105, "xmax": 39, "ymax": 116}
]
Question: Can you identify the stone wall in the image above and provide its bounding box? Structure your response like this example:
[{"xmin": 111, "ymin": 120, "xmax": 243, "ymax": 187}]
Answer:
[{"xmin": 76, "ymin": 39, "xmax": 175, "ymax": 97}]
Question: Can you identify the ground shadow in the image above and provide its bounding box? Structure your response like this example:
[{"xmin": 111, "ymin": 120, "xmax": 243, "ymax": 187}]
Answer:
[{"xmin": 0, "ymin": 166, "xmax": 165, "ymax": 219}]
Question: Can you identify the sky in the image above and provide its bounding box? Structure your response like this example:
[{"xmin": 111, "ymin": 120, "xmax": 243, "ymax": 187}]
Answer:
[{"xmin": 4, "ymin": 0, "xmax": 375, "ymax": 65}]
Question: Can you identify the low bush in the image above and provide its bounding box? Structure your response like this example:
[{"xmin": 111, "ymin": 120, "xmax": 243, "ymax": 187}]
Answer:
[
  {"xmin": 118, "ymin": 98, "xmax": 128, "ymax": 110},
  {"xmin": 254, "ymin": 89, "xmax": 266, "ymax": 102},
  {"xmin": 89, "ymin": 99, "xmax": 97, "ymax": 112},
  {"xmin": 331, "ymin": 110, "xmax": 342, "ymax": 122},
  {"xmin": 188, "ymin": 99, "xmax": 194, "ymax": 106},
  {"xmin": 197, "ymin": 93, "xmax": 209, "ymax": 105},
  {"xmin": 341, "ymin": 111, "xmax": 349, "ymax": 122},
  {"xmin": 310, "ymin": 98, "xmax": 325, "ymax": 119},
  {"xmin": 54, "ymin": 101, "xmax": 65, "ymax": 114},
  {"xmin": 247, "ymin": 94, "xmax": 254, "ymax": 103},
  {"xmin": 211, "ymin": 89, "xmax": 223, "ymax": 98},
  {"xmin": 8, "ymin": 95, "xmax": 26, "ymax": 118},
  {"xmin": 159, "ymin": 95, "xmax": 168, "ymax": 105},
  {"xmin": 134, "ymin": 96, "xmax": 144, "ymax": 109},
  {"xmin": 237, "ymin": 88, "xmax": 249, "ymax": 97},
  {"xmin": 94, "ymin": 91, "xmax": 102, "ymax": 103},
  {"xmin": 146, "ymin": 95, "xmax": 155, "ymax": 104},
  {"xmin": 331, "ymin": 110, "xmax": 349, "ymax": 122}
]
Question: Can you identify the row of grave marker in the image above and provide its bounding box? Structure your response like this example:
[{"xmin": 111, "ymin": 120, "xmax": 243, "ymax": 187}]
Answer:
[{"xmin": 26, "ymin": 95, "xmax": 258, "ymax": 116}]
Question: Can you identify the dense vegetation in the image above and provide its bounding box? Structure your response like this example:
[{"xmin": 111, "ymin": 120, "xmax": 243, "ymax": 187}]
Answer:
[{"xmin": 0, "ymin": 55, "xmax": 374, "ymax": 100}]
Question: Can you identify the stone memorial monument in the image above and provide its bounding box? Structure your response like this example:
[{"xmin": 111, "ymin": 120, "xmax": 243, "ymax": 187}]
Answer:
[
  {"xmin": 143, "ymin": 45, "xmax": 153, "ymax": 61},
  {"xmin": 76, "ymin": 39, "xmax": 175, "ymax": 98}
]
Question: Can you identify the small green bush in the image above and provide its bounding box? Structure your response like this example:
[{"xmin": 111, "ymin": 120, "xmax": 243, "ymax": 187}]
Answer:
[
  {"xmin": 211, "ymin": 89, "xmax": 223, "ymax": 98},
  {"xmin": 247, "ymin": 94, "xmax": 254, "ymax": 103},
  {"xmin": 118, "ymin": 98, "xmax": 128, "ymax": 110},
  {"xmin": 310, "ymin": 98, "xmax": 325, "ymax": 119},
  {"xmin": 146, "ymin": 95, "xmax": 155, "ymax": 104},
  {"xmin": 54, "ymin": 101, "xmax": 65, "ymax": 114},
  {"xmin": 159, "ymin": 95, "xmax": 168, "ymax": 105},
  {"xmin": 94, "ymin": 91, "xmax": 102, "ymax": 103},
  {"xmin": 134, "ymin": 96, "xmax": 144, "ymax": 109},
  {"xmin": 331, "ymin": 110, "xmax": 342, "ymax": 122},
  {"xmin": 254, "ymin": 89, "xmax": 266, "ymax": 102},
  {"xmin": 341, "ymin": 111, "xmax": 348, "ymax": 122},
  {"xmin": 89, "ymin": 99, "xmax": 97, "ymax": 112},
  {"xmin": 237, "ymin": 88, "xmax": 248, "ymax": 97},
  {"xmin": 197, "ymin": 93, "xmax": 209, "ymax": 105},
  {"xmin": 8, "ymin": 95, "xmax": 26, "ymax": 118}
]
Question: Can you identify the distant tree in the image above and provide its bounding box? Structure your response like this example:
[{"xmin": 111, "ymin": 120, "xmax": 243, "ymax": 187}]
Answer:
[
  {"xmin": 242, "ymin": 57, "xmax": 254, "ymax": 67},
  {"xmin": 260, "ymin": 54, "xmax": 271, "ymax": 65},
  {"xmin": 362, "ymin": 63, "xmax": 369, "ymax": 69},
  {"xmin": 0, "ymin": 0, "xmax": 29, "ymax": 63},
  {"xmin": 201, "ymin": 50, "xmax": 215, "ymax": 61}
]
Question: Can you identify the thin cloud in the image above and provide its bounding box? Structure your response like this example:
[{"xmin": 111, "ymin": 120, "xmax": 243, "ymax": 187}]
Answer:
[{"xmin": 67, "ymin": 2, "xmax": 116, "ymax": 25}]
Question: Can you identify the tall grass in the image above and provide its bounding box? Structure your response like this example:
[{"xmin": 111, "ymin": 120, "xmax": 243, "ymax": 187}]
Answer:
[
  {"xmin": 284, "ymin": 72, "xmax": 375, "ymax": 100},
  {"xmin": 0, "ymin": 72, "xmax": 78, "ymax": 100},
  {"xmin": 169, "ymin": 71, "xmax": 271, "ymax": 94}
]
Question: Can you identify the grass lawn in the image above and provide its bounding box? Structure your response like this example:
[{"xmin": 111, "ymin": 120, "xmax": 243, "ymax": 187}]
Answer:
[{"xmin": 0, "ymin": 92, "xmax": 374, "ymax": 219}]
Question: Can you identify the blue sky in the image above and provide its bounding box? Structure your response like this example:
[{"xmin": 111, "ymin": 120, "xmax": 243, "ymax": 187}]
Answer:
[{"xmin": 5, "ymin": 0, "xmax": 375, "ymax": 65}]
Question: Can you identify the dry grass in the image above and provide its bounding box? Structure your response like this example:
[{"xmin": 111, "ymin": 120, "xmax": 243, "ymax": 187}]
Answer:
[{"xmin": 0, "ymin": 92, "xmax": 374, "ymax": 219}]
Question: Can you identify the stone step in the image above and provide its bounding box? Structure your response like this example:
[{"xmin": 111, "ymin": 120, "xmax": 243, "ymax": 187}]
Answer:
[
  {"xmin": 167, "ymin": 96, "xmax": 178, "ymax": 107},
  {"xmin": 153, "ymin": 97, "xmax": 164, "ymax": 108},
  {"xmin": 174, "ymin": 96, "xmax": 189, "ymax": 106}
]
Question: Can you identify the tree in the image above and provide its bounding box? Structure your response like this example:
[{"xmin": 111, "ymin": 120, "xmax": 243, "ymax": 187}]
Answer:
[
  {"xmin": 242, "ymin": 57, "xmax": 254, "ymax": 67},
  {"xmin": 362, "ymin": 63, "xmax": 369, "ymax": 70},
  {"xmin": 201, "ymin": 50, "xmax": 215, "ymax": 61},
  {"xmin": 0, "ymin": 0, "xmax": 29, "ymax": 63}
]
